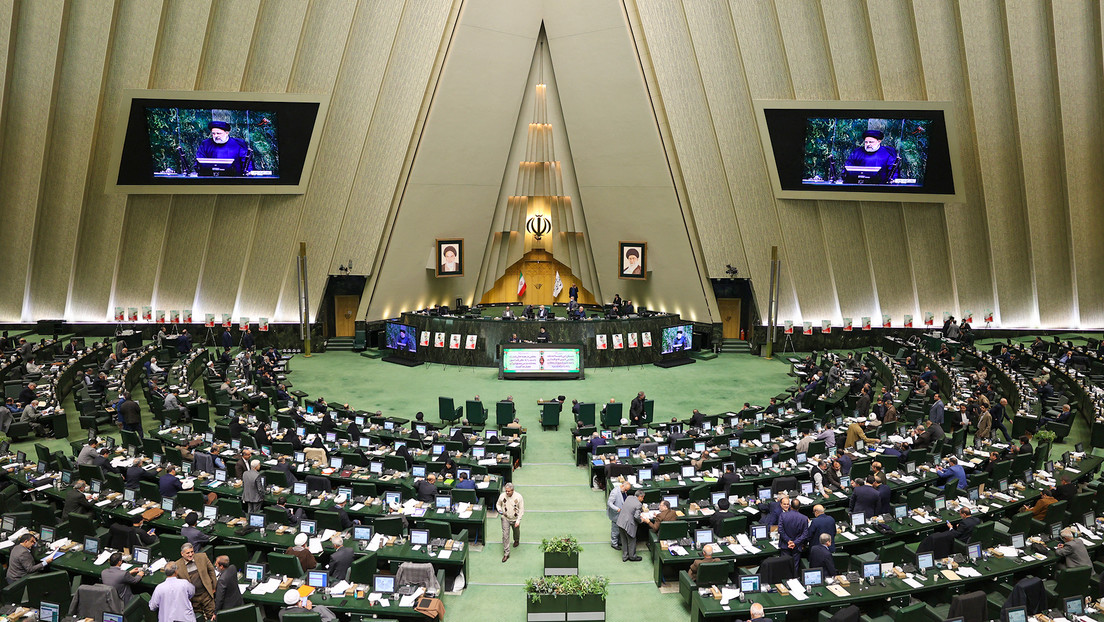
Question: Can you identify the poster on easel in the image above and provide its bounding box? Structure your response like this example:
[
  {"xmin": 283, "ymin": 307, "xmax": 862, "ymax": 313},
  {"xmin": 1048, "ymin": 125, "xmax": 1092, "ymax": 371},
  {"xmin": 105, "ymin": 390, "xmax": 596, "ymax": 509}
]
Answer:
[
  {"xmin": 612, "ymin": 334, "xmax": 624, "ymax": 349},
  {"xmin": 258, "ymin": 318, "xmax": 269, "ymax": 332},
  {"xmin": 984, "ymin": 309, "xmax": 994, "ymax": 323},
  {"xmin": 923, "ymin": 312, "xmax": 934, "ymax": 326},
  {"xmin": 434, "ymin": 332, "xmax": 445, "ymax": 347},
  {"xmin": 802, "ymin": 322, "xmax": 812, "ymax": 335},
  {"xmin": 821, "ymin": 320, "xmax": 831, "ymax": 334},
  {"xmin": 784, "ymin": 320, "xmax": 794, "ymax": 334},
  {"xmin": 596, "ymin": 334, "xmax": 608, "ymax": 350},
  {"xmin": 182, "ymin": 309, "xmax": 193, "ymax": 324},
  {"xmin": 169, "ymin": 310, "xmax": 180, "ymax": 324},
  {"xmin": 882, "ymin": 314, "xmax": 892, "ymax": 328},
  {"xmin": 861, "ymin": 317, "xmax": 872, "ymax": 331},
  {"xmin": 842, "ymin": 318, "xmax": 853, "ymax": 332},
  {"xmin": 128, "ymin": 308, "xmax": 139, "ymax": 322},
  {"xmin": 642, "ymin": 332, "xmax": 652, "ymax": 347},
  {"xmin": 239, "ymin": 317, "xmax": 249, "ymax": 330},
  {"xmin": 155, "ymin": 310, "xmax": 166, "ymax": 324},
  {"xmin": 204, "ymin": 314, "xmax": 216, "ymax": 328},
  {"xmin": 904, "ymin": 315, "xmax": 913, "ymax": 328},
  {"xmin": 963, "ymin": 310, "xmax": 973, "ymax": 323},
  {"xmin": 627, "ymin": 333, "xmax": 638, "ymax": 348},
  {"xmin": 114, "ymin": 307, "xmax": 125, "ymax": 322},
  {"xmin": 465, "ymin": 335, "xmax": 477, "ymax": 350},
  {"xmin": 222, "ymin": 314, "xmax": 233, "ymax": 328},
  {"xmin": 419, "ymin": 331, "xmax": 430, "ymax": 347},
  {"xmin": 449, "ymin": 334, "xmax": 461, "ymax": 349}
]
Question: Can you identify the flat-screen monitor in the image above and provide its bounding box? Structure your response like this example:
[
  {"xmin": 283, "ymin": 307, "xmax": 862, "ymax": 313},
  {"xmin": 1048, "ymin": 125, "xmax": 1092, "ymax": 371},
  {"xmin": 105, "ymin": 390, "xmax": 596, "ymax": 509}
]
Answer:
[
  {"xmin": 906, "ymin": 462, "xmax": 916, "ymax": 474},
  {"xmin": 293, "ymin": 482, "xmax": 308, "ymax": 496},
  {"xmin": 998, "ymin": 478, "xmax": 1008, "ymax": 492},
  {"xmin": 385, "ymin": 491, "xmax": 401, "ymax": 506},
  {"xmin": 802, "ymin": 568, "xmax": 823, "ymax": 587},
  {"xmin": 639, "ymin": 468, "xmax": 653, "ymax": 482},
  {"xmin": 353, "ymin": 526, "xmax": 373, "ymax": 541},
  {"xmin": 39, "ymin": 603, "xmax": 59, "ymax": 622},
  {"xmin": 636, "ymin": 428, "xmax": 647, "ymax": 438},
  {"xmin": 203, "ymin": 506, "xmax": 217, "ymax": 521},
  {"xmin": 893, "ymin": 505, "xmax": 907, "ymax": 520},
  {"xmin": 370, "ymin": 462, "xmax": 383, "ymax": 475},
  {"xmin": 325, "ymin": 432, "xmax": 337, "ymax": 444},
  {"xmin": 760, "ymin": 433, "xmax": 770, "ymax": 443},
  {"xmin": 307, "ymin": 570, "xmax": 328, "ymax": 589},
  {"xmin": 40, "ymin": 526, "xmax": 55, "ymax": 544},
  {"xmin": 245, "ymin": 563, "xmax": 265, "ymax": 582},
  {"xmin": 457, "ymin": 468, "xmax": 471, "ymax": 481},
  {"xmin": 384, "ymin": 323, "xmax": 417, "ymax": 353},
  {"xmin": 796, "ymin": 452, "xmax": 807, "ymax": 464},
  {"xmin": 752, "ymin": 525, "xmax": 768, "ymax": 541},
  {"xmin": 855, "ymin": 441, "xmax": 864, "ymax": 451},
  {"xmin": 758, "ymin": 488, "xmax": 771, "ymax": 501},
  {"xmin": 134, "ymin": 546, "xmax": 150, "ymax": 564},
  {"xmin": 410, "ymin": 529, "xmax": 429, "ymax": 546},
  {"xmin": 1085, "ymin": 511, "xmax": 1096, "ymax": 525},
  {"xmin": 851, "ymin": 513, "xmax": 865, "ymax": 528},
  {"xmin": 91, "ymin": 479, "xmax": 102, "ymax": 494},
  {"xmin": 694, "ymin": 441, "xmax": 706, "ymax": 453},
  {"xmin": 330, "ymin": 456, "xmax": 343, "ymax": 469},
  {"xmin": 862, "ymin": 561, "xmax": 881, "ymax": 579},
  {"xmin": 373, "ymin": 575, "xmax": 396, "ymax": 594},
  {"xmin": 761, "ymin": 457, "xmax": 774, "ymax": 470},
  {"xmin": 103, "ymin": 613, "xmax": 123, "ymax": 622},
  {"xmin": 123, "ymin": 489, "xmax": 136, "ymax": 503},
  {"xmin": 432, "ymin": 444, "xmax": 445, "ymax": 456},
  {"xmin": 384, "ymin": 421, "xmax": 394, "ymax": 431},
  {"xmin": 161, "ymin": 497, "xmax": 174, "ymax": 512},
  {"xmin": 83, "ymin": 536, "xmax": 99, "ymax": 555},
  {"xmin": 739, "ymin": 575, "xmax": 760, "ymax": 593},
  {"xmin": 711, "ymin": 492, "xmax": 725, "ymax": 506},
  {"xmin": 1065, "ymin": 596, "xmax": 1085, "ymax": 616},
  {"xmin": 228, "ymin": 440, "xmax": 239, "ymax": 450},
  {"xmin": 1, "ymin": 516, "xmax": 14, "ymax": 532},
  {"xmin": 694, "ymin": 528, "xmax": 714, "ymax": 547},
  {"xmin": 934, "ymin": 496, "xmax": 946, "ymax": 511},
  {"xmin": 663, "ymin": 495, "xmax": 679, "ymax": 509},
  {"xmin": 800, "ymin": 482, "xmax": 813, "ymax": 496},
  {"xmin": 917, "ymin": 552, "xmax": 934, "ymax": 571},
  {"xmin": 617, "ymin": 447, "xmax": 630, "ymax": 459},
  {"xmin": 754, "ymin": 100, "xmax": 961, "ymax": 202},
  {"xmin": 660, "ymin": 325, "xmax": 693, "ymax": 354},
  {"xmin": 1005, "ymin": 606, "xmax": 1026, "ymax": 622},
  {"xmin": 658, "ymin": 445, "xmax": 670, "ymax": 456},
  {"xmin": 36, "ymin": 461, "xmax": 47, "ymax": 474},
  {"xmin": 300, "ymin": 520, "xmax": 317, "ymax": 535},
  {"xmin": 681, "ymin": 465, "xmax": 695, "ymax": 478},
  {"xmin": 415, "ymin": 424, "xmax": 427, "ymax": 436},
  {"xmin": 215, "ymin": 469, "xmax": 227, "ymax": 482},
  {"xmin": 967, "ymin": 487, "xmax": 979, "ymax": 502},
  {"xmin": 435, "ymin": 494, "xmax": 451, "ymax": 510},
  {"xmin": 839, "ymin": 476, "xmax": 850, "ymax": 489},
  {"xmin": 294, "ymin": 451, "xmax": 306, "ymax": 463},
  {"xmin": 61, "ymin": 471, "xmax": 72, "ymax": 485},
  {"xmin": 110, "ymin": 91, "xmax": 328, "ymax": 194},
  {"xmin": 967, "ymin": 543, "xmax": 982, "ymax": 560},
  {"xmin": 1051, "ymin": 523, "xmax": 1062, "ymax": 539},
  {"xmin": 1010, "ymin": 533, "xmax": 1025, "ymax": 549},
  {"xmin": 412, "ymin": 465, "xmax": 426, "ymax": 478},
  {"xmin": 248, "ymin": 514, "xmax": 265, "ymax": 529}
]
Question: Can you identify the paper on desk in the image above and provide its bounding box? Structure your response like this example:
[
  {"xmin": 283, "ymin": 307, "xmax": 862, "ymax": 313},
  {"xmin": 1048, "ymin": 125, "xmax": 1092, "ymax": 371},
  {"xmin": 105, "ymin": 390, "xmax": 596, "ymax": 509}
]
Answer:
[
  {"xmin": 128, "ymin": 506, "xmax": 146, "ymax": 515},
  {"xmin": 250, "ymin": 578, "xmax": 282, "ymax": 595},
  {"xmin": 320, "ymin": 529, "xmax": 337, "ymax": 541},
  {"xmin": 956, "ymin": 567, "xmax": 982, "ymax": 578},
  {"xmin": 399, "ymin": 588, "xmax": 425, "ymax": 608},
  {"xmin": 438, "ymin": 549, "xmax": 452, "ymax": 559},
  {"xmin": 238, "ymin": 584, "xmax": 252, "ymax": 595},
  {"xmin": 719, "ymin": 587, "xmax": 740, "ymax": 605},
  {"xmin": 350, "ymin": 503, "xmax": 364, "ymax": 511},
  {"xmin": 826, "ymin": 584, "xmax": 850, "ymax": 597},
  {"xmin": 308, "ymin": 537, "xmax": 324, "ymax": 555},
  {"xmin": 902, "ymin": 577, "xmax": 923, "ymax": 589},
  {"xmin": 994, "ymin": 546, "xmax": 1020, "ymax": 558},
  {"xmin": 834, "ymin": 491, "xmax": 847, "ymax": 499},
  {"xmin": 785, "ymin": 579, "xmax": 809, "ymax": 600},
  {"xmin": 368, "ymin": 592, "xmax": 382, "ymax": 602},
  {"xmin": 0, "ymin": 541, "xmax": 13, "ymax": 551},
  {"xmin": 367, "ymin": 533, "xmax": 386, "ymax": 552},
  {"xmin": 476, "ymin": 482, "xmax": 490, "ymax": 489},
  {"xmin": 668, "ymin": 545, "xmax": 688, "ymax": 556},
  {"xmin": 458, "ymin": 510, "xmax": 472, "ymax": 519},
  {"xmin": 32, "ymin": 484, "xmax": 52, "ymax": 492},
  {"xmin": 149, "ymin": 558, "xmax": 168, "ymax": 572},
  {"xmin": 940, "ymin": 569, "xmax": 961, "ymax": 580},
  {"xmin": 94, "ymin": 551, "xmax": 113, "ymax": 566},
  {"xmin": 329, "ymin": 580, "xmax": 350, "ymax": 595},
  {"xmin": 478, "ymin": 458, "xmax": 497, "ymax": 466},
  {"xmin": 797, "ymin": 495, "xmax": 813, "ymax": 506},
  {"xmin": 309, "ymin": 498, "xmax": 322, "ymax": 506},
  {"xmin": 96, "ymin": 499, "xmax": 113, "ymax": 507},
  {"xmin": 840, "ymin": 532, "xmax": 859, "ymax": 541}
]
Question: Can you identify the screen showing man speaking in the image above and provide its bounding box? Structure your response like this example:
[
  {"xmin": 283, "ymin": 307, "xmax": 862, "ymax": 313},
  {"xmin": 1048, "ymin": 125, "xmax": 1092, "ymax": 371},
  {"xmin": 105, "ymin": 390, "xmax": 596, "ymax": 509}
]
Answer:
[{"xmin": 145, "ymin": 107, "xmax": 279, "ymax": 178}]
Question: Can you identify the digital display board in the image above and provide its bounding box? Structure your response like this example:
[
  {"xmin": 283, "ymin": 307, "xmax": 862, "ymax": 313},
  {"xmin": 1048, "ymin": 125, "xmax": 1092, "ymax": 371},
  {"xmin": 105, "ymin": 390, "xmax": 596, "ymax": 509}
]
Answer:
[{"xmin": 500, "ymin": 344, "xmax": 584, "ymax": 380}]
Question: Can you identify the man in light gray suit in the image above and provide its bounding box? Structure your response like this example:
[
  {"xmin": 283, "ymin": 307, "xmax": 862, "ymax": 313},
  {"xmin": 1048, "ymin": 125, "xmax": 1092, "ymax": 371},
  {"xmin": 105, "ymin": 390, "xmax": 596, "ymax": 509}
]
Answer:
[
  {"xmin": 606, "ymin": 481, "xmax": 630, "ymax": 550},
  {"xmin": 615, "ymin": 490, "xmax": 645, "ymax": 562},
  {"xmin": 242, "ymin": 459, "xmax": 264, "ymax": 514},
  {"xmin": 1055, "ymin": 528, "xmax": 1090, "ymax": 569},
  {"xmin": 102, "ymin": 552, "xmax": 145, "ymax": 604}
]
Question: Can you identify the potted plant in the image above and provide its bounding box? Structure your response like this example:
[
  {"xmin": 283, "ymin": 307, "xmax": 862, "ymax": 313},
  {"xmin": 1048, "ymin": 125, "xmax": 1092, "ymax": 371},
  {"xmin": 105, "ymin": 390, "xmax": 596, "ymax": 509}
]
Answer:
[
  {"xmin": 525, "ymin": 576, "xmax": 566, "ymax": 621},
  {"xmin": 1033, "ymin": 429, "xmax": 1056, "ymax": 460},
  {"xmin": 541, "ymin": 535, "xmax": 582, "ymax": 576},
  {"xmin": 563, "ymin": 575, "xmax": 608, "ymax": 620}
]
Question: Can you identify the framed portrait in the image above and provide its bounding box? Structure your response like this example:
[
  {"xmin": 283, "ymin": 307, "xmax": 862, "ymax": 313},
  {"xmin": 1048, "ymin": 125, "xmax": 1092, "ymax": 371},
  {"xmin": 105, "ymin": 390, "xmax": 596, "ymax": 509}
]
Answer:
[
  {"xmin": 596, "ymin": 334, "xmax": 608, "ymax": 350},
  {"xmin": 434, "ymin": 332, "xmax": 446, "ymax": 347},
  {"xmin": 449, "ymin": 334, "xmax": 462, "ymax": 349},
  {"xmin": 612, "ymin": 334, "xmax": 624, "ymax": 350},
  {"xmin": 627, "ymin": 333, "xmax": 638, "ymax": 348},
  {"xmin": 618, "ymin": 241, "xmax": 646, "ymax": 280},
  {"xmin": 419, "ymin": 331, "xmax": 430, "ymax": 347},
  {"xmin": 436, "ymin": 238, "xmax": 464, "ymax": 277}
]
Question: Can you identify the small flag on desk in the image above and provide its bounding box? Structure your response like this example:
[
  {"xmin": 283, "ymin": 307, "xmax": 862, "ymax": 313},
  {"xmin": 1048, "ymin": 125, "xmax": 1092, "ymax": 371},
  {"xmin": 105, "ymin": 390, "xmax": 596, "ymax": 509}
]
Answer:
[
  {"xmin": 517, "ymin": 270, "xmax": 527, "ymax": 296},
  {"xmin": 553, "ymin": 271, "xmax": 563, "ymax": 297}
]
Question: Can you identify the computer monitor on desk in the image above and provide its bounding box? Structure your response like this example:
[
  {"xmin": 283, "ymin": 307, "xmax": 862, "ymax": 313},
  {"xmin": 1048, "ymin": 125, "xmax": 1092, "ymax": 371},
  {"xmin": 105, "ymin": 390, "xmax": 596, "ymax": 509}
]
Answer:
[
  {"xmin": 300, "ymin": 520, "xmax": 316, "ymax": 535},
  {"xmin": 293, "ymin": 482, "xmax": 308, "ymax": 496},
  {"xmin": 248, "ymin": 514, "xmax": 265, "ymax": 529},
  {"xmin": 862, "ymin": 561, "xmax": 880, "ymax": 580},
  {"xmin": 739, "ymin": 575, "xmax": 760, "ymax": 593},
  {"xmin": 245, "ymin": 563, "xmax": 265, "ymax": 582},
  {"xmin": 307, "ymin": 571, "xmax": 328, "ymax": 589},
  {"xmin": 374, "ymin": 575, "xmax": 396, "ymax": 594},
  {"xmin": 802, "ymin": 568, "xmax": 823, "ymax": 587},
  {"xmin": 411, "ymin": 529, "xmax": 429, "ymax": 546},
  {"xmin": 917, "ymin": 552, "xmax": 933, "ymax": 573},
  {"xmin": 134, "ymin": 547, "xmax": 150, "ymax": 565}
]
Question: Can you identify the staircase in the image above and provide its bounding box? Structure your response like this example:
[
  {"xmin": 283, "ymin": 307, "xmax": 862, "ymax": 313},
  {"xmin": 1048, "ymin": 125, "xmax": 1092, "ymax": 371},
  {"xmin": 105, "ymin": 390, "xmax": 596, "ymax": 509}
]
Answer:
[
  {"xmin": 326, "ymin": 337, "xmax": 355, "ymax": 351},
  {"xmin": 719, "ymin": 338, "xmax": 752, "ymax": 354}
]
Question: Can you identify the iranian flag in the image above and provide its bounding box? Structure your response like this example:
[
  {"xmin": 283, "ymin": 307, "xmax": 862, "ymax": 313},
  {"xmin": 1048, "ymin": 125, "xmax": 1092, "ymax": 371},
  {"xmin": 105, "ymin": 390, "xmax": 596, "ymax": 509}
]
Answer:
[{"xmin": 517, "ymin": 270, "xmax": 527, "ymax": 296}]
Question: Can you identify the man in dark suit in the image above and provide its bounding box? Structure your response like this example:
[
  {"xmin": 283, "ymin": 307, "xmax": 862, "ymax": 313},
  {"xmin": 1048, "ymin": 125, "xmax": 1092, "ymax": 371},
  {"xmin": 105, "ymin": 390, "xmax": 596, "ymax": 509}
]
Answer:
[
  {"xmin": 629, "ymin": 392, "xmax": 646, "ymax": 424},
  {"xmin": 807, "ymin": 533, "xmax": 837, "ymax": 576},
  {"xmin": 808, "ymin": 504, "xmax": 836, "ymax": 553},
  {"xmin": 62, "ymin": 480, "xmax": 96, "ymax": 519},
  {"xmin": 125, "ymin": 458, "xmax": 158, "ymax": 490},
  {"xmin": 275, "ymin": 497, "xmax": 304, "ymax": 526},
  {"xmin": 719, "ymin": 464, "xmax": 741, "ymax": 495},
  {"xmin": 946, "ymin": 507, "xmax": 979, "ymax": 543},
  {"xmin": 326, "ymin": 536, "xmax": 355, "ymax": 582},
  {"xmin": 873, "ymin": 473, "xmax": 892, "ymax": 514},
  {"xmin": 778, "ymin": 496, "xmax": 810, "ymax": 572},
  {"xmin": 213, "ymin": 555, "xmax": 244, "ymax": 613},
  {"xmin": 182, "ymin": 512, "xmax": 210, "ymax": 549},
  {"xmin": 102, "ymin": 552, "xmax": 145, "ymax": 604},
  {"xmin": 537, "ymin": 305, "xmax": 550, "ymax": 320},
  {"xmin": 848, "ymin": 478, "xmax": 880, "ymax": 519},
  {"xmin": 221, "ymin": 328, "xmax": 233, "ymax": 350}
]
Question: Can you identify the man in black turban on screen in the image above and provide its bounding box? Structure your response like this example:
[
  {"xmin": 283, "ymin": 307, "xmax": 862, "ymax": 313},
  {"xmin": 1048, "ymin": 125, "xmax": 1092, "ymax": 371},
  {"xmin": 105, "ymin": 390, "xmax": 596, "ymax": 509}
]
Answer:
[
  {"xmin": 843, "ymin": 129, "xmax": 897, "ymax": 184},
  {"xmin": 195, "ymin": 120, "xmax": 252, "ymax": 176}
]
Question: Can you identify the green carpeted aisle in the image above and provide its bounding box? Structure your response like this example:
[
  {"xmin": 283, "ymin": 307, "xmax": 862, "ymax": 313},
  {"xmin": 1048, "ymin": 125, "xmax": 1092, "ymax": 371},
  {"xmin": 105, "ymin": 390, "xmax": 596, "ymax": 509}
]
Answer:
[{"xmin": 281, "ymin": 352, "xmax": 797, "ymax": 622}]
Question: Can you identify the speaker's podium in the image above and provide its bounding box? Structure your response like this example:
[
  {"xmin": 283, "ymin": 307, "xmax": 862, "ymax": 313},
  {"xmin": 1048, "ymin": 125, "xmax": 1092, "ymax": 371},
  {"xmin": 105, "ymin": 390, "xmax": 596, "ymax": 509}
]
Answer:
[
  {"xmin": 843, "ymin": 165, "xmax": 885, "ymax": 184},
  {"xmin": 196, "ymin": 157, "xmax": 239, "ymax": 176}
]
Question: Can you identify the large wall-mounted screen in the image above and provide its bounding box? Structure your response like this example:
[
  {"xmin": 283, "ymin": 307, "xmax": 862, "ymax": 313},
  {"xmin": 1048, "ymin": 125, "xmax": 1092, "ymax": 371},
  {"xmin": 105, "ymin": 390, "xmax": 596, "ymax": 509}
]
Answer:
[
  {"xmin": 109, "ymin": 90, "xmax": 328, "ymax": 194},
  {"xmin": 754, "ymin": 101, "xmax": 962, "ymax": 203},
  {"xmin": 500, "ymin": 344, "xmax": 584, "ymax": 380}
]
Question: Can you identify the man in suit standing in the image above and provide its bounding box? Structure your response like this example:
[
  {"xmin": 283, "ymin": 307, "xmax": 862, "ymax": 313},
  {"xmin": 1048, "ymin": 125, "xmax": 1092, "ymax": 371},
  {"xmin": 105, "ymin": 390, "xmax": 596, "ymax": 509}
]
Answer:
[
  {"xmin": 221, "ymin": 328, "xmax": 233, "ymax": 350},
  {"xmin": 102, "ymin": 552, "xmax": 145, "ymax": 604},
  {"xmin": 213, "ymin": 555, "xmax": 244, "ymax": 613},
  {"xmin": 242, "ymin": 459, "xmax": 264, "ymax": 515},
  {"xmin": 807, "ymin": 533, "xmax": 837, "ymax": 576},
  {"xmin": 848, "ymin": 478, "xmax": 880, "ymax": 519},
  {"xmin": 607, "ymin": 481, "xmax": 630, "ymax": 549},
  {"xmin": 873, "ymin": 473, "xmax": 892, "ymax": 514},
  {"xmin": 326, "ymin": 535, "xmax": 354, "ymax": 582},
  {"xmin": 778, "ymin": 496, "xmax": 810, "ymax": 573},
  {"xmin": 808, "ymin": 505, "xmax": 836, "ymax": 553},
  {"xmin": 629, "ymin": 392, "xmax": 646, "ymax": 424},
  {"xmin": 615, "ymin": 490, "xmax": 645, "ymax": 562},
  {"xmin": 178, "ymin": 543, "xmax": 217, "ymax": 620},
  {"xmin": 929, "ymin": 394, "xmax": 945, "ymax": 427}
]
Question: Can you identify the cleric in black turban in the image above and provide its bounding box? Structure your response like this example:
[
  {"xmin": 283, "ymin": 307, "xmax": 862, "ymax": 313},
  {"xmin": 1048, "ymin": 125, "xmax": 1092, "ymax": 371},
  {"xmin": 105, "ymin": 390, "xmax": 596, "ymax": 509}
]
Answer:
[
  {"xmin": 843, "ymin": 129, "xmax": 898, "ymax": 184},
  {"xmin": 194, "ymin": 120, "xmax": 252, "ymax": 176}
]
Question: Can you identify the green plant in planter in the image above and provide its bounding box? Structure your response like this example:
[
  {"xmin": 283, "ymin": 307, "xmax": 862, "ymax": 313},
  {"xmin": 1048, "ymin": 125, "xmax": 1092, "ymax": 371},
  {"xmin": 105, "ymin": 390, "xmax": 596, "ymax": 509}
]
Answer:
[
  {"xmin": 540, "ymin": 535, "xmax": 583, "ymax": 554},
  {"xmin": 1033, "ymin": 429, "xmax": 1056, "ymax": 445},
  {"xmin": 525, "ymin": 575, "xmax": 609, "ymax": 601},
  {"xmin": 575, "ymin": 575, "xmax": 609, "ymax": 598}
]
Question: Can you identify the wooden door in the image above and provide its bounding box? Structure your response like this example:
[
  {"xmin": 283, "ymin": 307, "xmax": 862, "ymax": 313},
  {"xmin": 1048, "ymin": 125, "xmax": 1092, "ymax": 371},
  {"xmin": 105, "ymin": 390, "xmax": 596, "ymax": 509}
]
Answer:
[
  {"xmin": 717, "ymin": 298, "xmax": 742, "ymax": 339},
  {"xmin": 334, "ymin": 295, "xmax": 359, "ymax": 337}
]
